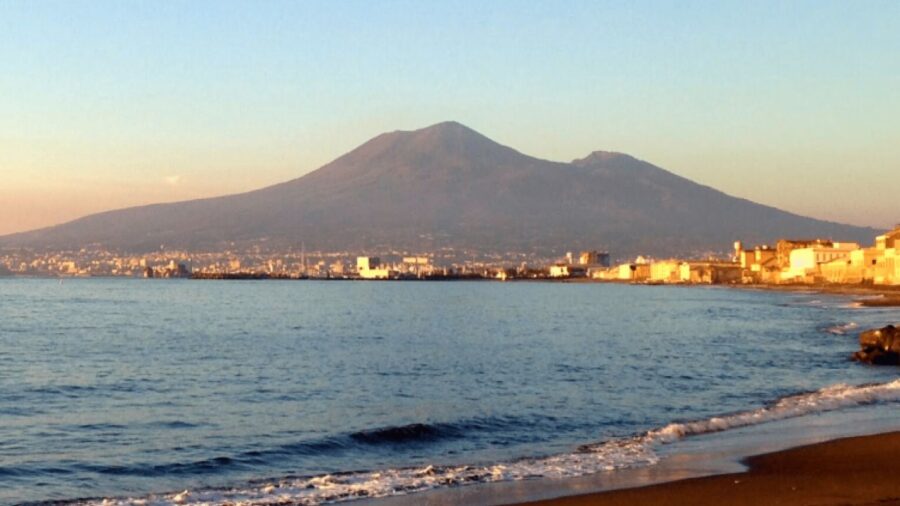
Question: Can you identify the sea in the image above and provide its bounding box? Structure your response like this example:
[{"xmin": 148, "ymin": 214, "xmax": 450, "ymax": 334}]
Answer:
[{"xmin": 1, "ymin": 279, "xmax": 899, "ymax": 506}]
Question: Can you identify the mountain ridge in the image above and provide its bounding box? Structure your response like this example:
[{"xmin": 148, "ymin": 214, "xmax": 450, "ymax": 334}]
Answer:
[{"xmin": 0, "ymin": 122, "xmax": 880, "ymax": 256}]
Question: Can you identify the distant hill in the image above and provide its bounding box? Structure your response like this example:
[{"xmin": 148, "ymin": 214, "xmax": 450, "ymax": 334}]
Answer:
[{"xmin": 0, "ymin": 121, "xmax": 880, "ymax": 257}]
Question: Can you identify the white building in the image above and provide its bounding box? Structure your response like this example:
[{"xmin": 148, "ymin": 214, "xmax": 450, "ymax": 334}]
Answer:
[
  {"xmin": 357, "ymin": 256, "xmax": 393, "ymax": 280},
  {"xmin": 549, "ymin": 264, "xmax": 586, "ymax": 278},
  {"xmin": 782, "ymin": 242, "xmax": 860, "ymax": 281}
]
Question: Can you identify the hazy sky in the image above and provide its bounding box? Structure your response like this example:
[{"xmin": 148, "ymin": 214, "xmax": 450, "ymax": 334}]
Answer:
[{"xmin": 1, "ymin": 0, "xmax": 898, "ymax": 235}]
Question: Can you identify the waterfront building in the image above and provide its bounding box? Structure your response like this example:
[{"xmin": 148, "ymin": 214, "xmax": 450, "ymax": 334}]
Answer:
[
  {"xmin": 587, "ymin": 262, "xmax": 648, "ymax": 281},
  {"xmin": 649, "ymin": 260, "xmax": 681, "ymax": 283},
  {"xmin": 815, "ymin": 228, "xmax": 899, "ymax": 285},
  {"xmin": 401, "ymin": 256, "xmax": 433, "ymax": 277},
  {"xmin": 549, "ymin": 264, "xmax": 586, "ymax": 278},
  {"xmin": 616, "ymin": 263, "xmax": 650, "ymax": 281},
  {"xmin": 588, "ymin": 267, "xmax": 615, "ymax": 280},
  {"xmin": 781, "ymin": 242, "xmax": 860, "ymax": 282},
  {"xmin": 739, "ymin": 246, "xmax": 779, "ymax": 283},
  {"xmin": 678, "ymin": 261, "xmax": 742, "ymax": 284},
  {"xmin": 578, "ymin": 251, "xmax": 611, "ymax": 267},
  {"xmin": 775, "ymin": 239, "xmax": 835, "ymax": 269},
  {"xmin": 357, "ymin": 256, "xmax": 393, "ymax": 279},
  {"xmin": 872, "ymin": 226, "xmax": 900, "ymax": 285},
  {"xmin": 357, "ymin": 256, "xmax": 379, "ymax": 272},
  {"xmin": 402, "ymin": 256, "xmax": 430, "ymax": 266}
]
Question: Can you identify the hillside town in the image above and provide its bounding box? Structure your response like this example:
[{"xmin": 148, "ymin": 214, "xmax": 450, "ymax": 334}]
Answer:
[{"xmin": 1, "ymin": 226, "xmax": 898, "ymax": 287}]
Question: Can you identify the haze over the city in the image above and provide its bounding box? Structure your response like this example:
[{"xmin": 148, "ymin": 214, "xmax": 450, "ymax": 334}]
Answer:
[{"xmin": 1, "ymin": 0, "xmax": 898, "ymax": 236}]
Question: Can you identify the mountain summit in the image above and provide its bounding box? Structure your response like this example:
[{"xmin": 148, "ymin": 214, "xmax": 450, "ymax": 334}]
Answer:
[{"xmin": 0, "ymin": 122, "xmax": 878, "ymax": 256}]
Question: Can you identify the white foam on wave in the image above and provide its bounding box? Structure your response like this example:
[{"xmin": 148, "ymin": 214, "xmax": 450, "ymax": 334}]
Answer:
[
  {"xmin": 649, "ymin": 378, "xmax": 900, "ymax": 442},
  {"xmin": 824, "ymin": 321, "xmax": 858, "ymax": 335},
  {"xmin": 84, "ymin": 378, "xmax": 900, "ymax": 506},
  {"xmin": 85, "ymin": 440, "xmax": 659, "ymax": 506}
]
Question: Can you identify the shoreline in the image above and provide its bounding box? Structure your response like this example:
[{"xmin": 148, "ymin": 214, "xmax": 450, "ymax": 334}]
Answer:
[
  {"xmin": 724, "ymin": 282, "xmax": 900, "ymax": 307},
  {"xmin": 512, "ymin": 430, "xmax": 900, "ymax": 506},
  {"xmin": 6, "ymin": 274, "xmax": 900, "ymax": 307},
  {"xmin": 367, "ymin": 403, "xmax": 900, "ymax": 506}
]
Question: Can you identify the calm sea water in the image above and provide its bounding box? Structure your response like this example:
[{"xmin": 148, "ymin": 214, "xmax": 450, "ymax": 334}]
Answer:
[{"xmin": 1, "ymin": 279, "xmax": 898, "ymax": 505}]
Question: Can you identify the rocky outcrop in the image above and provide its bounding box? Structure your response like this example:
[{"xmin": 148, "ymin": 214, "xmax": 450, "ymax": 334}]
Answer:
[{"xmin": 853, "ymin": 325, "xmax": 900, "ymax": 365}]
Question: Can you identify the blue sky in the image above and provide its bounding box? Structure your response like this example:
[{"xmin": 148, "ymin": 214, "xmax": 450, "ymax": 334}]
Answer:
[{"xmin": 1, "ymin": 0, "xmax": 898, "ymax": 234}]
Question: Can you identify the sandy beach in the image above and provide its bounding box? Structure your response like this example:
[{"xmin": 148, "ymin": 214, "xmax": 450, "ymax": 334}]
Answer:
[{"xmin": 516, "ymin": 431, "xmax": 900, "ymax": 506}]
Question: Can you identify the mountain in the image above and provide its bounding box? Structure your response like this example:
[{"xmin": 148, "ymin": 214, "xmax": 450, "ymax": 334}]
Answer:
[{"xmin": 0, "ymin": 121, "xmax": 879, "ymax": 257}]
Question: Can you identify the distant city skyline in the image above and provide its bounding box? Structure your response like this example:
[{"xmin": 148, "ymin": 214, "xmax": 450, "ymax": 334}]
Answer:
[{"xmin": 1, "ymin": 0, "xmax": 898, "ymax": 235}]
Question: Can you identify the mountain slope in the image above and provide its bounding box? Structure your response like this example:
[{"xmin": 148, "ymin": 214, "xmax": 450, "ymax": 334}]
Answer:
[{"xmin": 0, "ymin": 121, "xmax": 879, "ymax": 256}]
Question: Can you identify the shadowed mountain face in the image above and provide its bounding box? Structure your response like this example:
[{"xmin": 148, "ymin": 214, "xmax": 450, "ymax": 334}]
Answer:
[{"xmin": 0, "ymin": 121, "xmax": 878, "ymax": 256}]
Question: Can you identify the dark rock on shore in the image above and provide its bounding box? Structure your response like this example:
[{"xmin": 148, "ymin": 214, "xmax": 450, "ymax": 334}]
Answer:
[{"xmin": 853, "ymin": 325, "xmax": 900, "ymax": 365}]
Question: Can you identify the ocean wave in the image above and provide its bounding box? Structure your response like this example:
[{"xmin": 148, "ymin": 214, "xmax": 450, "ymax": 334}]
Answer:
[
  {"xmin": 823, "ymin": 322, "xmax": 858, "ymax": 335},
  {"xmin": 348, "ymin": 422, "xmax": 463, "ymax": 445},
  {"xmin": 65, "ymin": 378, "xmax": 900, "ymax": 506},
  {"xmin": 50, "ymin": 417, "xmax": 563, "ymax": 480},
  {"xmin": 648, "ymin": 378, "xmax": 900, "ymax": 442},
  {"xmin": 346, "ymin": 416, "xmax": 577, "ymax": 446}
]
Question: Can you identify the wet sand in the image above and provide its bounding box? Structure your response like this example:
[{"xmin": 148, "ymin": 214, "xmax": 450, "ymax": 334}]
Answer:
[
  {"xmin": 577, "ymin": 279, "xmax": 900, "ymax": 306},
  {"xmin": 724, "ymin": 283, "xmax": 900, "ymax": 307},
  {"xmin": 858, "ymin": 295, "xmax": 900, "ymax": 307},
  {"xmin": 515, "ymin": 431, "xmax": 900, "ymax": 506}
]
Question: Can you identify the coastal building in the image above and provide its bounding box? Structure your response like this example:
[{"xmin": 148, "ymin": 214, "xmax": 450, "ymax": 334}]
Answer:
[
  {"xmin": 814, "ymin": 228, "xmax": 900, "ymax": 285},
  {"xmin": 621, "ymin": 263, "xmax": 650, "ymax": 281},
  {"xmin": 159, "ymin": 261, "xmax": 191, "ymax": 278},
  {"xmin": 820, "ymin": 255, "xmax": 862, "ymax": 284},
  {"xmin": 59, "ymin": 261, "xmax": 78, "ymax": 275},
  {"xmin": 357, "ymin": 256, "xmax": 394, "ymax": 280},
  {"xmin": 589, "ymin": 267, "xmax": 615, "ymax": 280},
  {"xmin": 598, "ymin": 257, "xmax": 651, "ymax": 281},
  {"xmin": 649, "ymin": 260, "xmax": 681, "ymax": 283},
  {"xmin": 495, "ymin": 268, "xmax": 516, "ymax": 281},
  {"xmin": 549, "ymin": 264, "xmax": 587, "ymax": 278},
  {"xmin": 357, "ymin": 256, "xmax": 378, "ymax": 272},
  {"xmin": 550, "ymin": 250, "xmax": 605, "ymax": 278},
  {"xmin": 739, "ymin": 246, "xmax": 779, "ymax": 283},
  {"xmin": 638, "ymin": 259, "xmax": 742, "ymax": 285},
  {"xmin": 578, "ymin": 251, "xmax": 611, "ymax": 267},
  {"xmin": 402, "ymin": 256, "xmax": 433, "ymax": 277},
  {"xmin": 588, "ymin": 262, "xmax": 650, "ymax": 281},
  {"xmin": 873, "ymin": 226, "xmax": 900, "ymax": 285},
  {"xmin": 732, "ymin": 227, "xmax": 900, "ymax": 286},
  {"xmin": 775, "ymin": 239, "xmax": 834, "ymax": 270},
  {"xmin": 678, "ymin": 261, "xmax": 742, "ymax": 284},
  {"xmin": 781, "ymin": 242, "xmax": 860, "ymax": 282}
]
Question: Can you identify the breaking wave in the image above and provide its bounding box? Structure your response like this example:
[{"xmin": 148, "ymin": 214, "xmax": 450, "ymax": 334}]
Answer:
[
  {"xmin": 62, "ymin": 379, "xmax": 900, "ymax": 506},
  {"xmin": 647, "ymin": 378, "xmax": 900, "ymax": 441}
]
